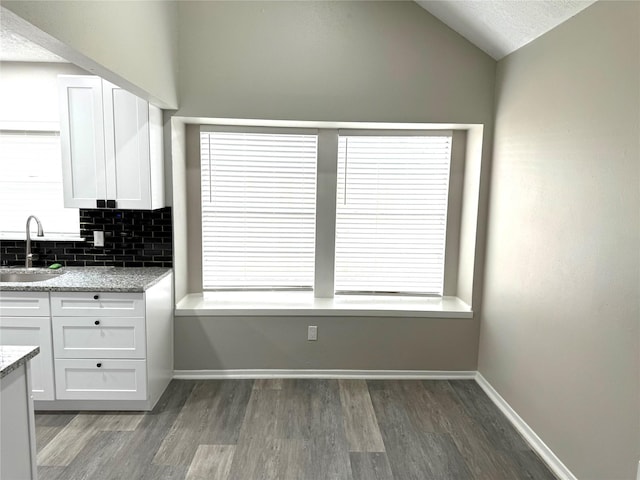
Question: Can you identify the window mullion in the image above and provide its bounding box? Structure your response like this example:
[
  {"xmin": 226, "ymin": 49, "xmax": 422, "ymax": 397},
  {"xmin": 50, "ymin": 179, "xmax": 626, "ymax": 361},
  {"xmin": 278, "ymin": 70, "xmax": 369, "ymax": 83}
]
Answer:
[{"xmin": 313, "ymin": 129, "xmax": 338, "ymax": 298}]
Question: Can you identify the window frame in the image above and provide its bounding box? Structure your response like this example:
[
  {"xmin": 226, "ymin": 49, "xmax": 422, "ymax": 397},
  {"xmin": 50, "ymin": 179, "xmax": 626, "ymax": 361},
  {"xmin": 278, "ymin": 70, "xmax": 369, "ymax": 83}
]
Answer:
[
  {"xmin": 199, "ymin": 126, "xmax": 319, "ymax": 291},
  {"xmin": 0, "ymin": 129, "xmax": 80, "ymax": 238},
  {"xmin": 198, "ymin": 125, "xmax": 462, "ymax": 299},
  {"xmin": 333, "ymin": 130, "xmax": 453, "ymax": 296}
]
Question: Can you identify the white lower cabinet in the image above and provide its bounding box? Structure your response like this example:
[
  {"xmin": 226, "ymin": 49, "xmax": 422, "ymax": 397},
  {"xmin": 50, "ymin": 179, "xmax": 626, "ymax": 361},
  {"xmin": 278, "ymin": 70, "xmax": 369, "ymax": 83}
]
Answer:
[
  {"xmin": 52, "ymin": 312, "xmax": 148, "ymax": 401},
  {"xmin": 1, "ymin": 357, "xmax": 38, "ymax": 480},
  {"xmin": 46, "ymin": 274, "xmax": 172, "ymax": 410},
  {"xmin": 0, "ymin": 292, "xmax": 55, "ymax": 401},
  {"xmin": 54, "ymin": 358, "xmax": 147, "ymax": 401},
  {"xmin": 52, "ymin": 316, "xmax": 146, "ymax": 359},
  {"xmin": 50, "ymin": 294, "xmax": 146, "ymax": 401},
  {"xmin": 50, "ymin": 292, "xmax": 145, "ymax": 317},
  {"xmin": 0, "ymin": 272, "xmax": 173, "ymax": 411},
  {"xmin": 0, "ymin": 318, "xmax": 55, "ymax": 401}
]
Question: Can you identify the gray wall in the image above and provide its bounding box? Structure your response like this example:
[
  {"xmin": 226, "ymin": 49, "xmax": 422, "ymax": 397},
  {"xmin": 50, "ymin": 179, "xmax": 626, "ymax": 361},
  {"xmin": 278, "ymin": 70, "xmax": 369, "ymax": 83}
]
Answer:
[
  {"xmin": 175, "ymin": 315, "xmax": 478, "ymax": 371},
  {"xmin": 2, "ymin": 0, "xmax": 178, "ymax": 108},
  {"xmin": 3, "ymin": 1, "xmax": 496, "ymax": 372},
  {"xmin": 175, "ymin": 123, "xmax": 478, "ymax": 372},
  {"xmin": 172, "ymin": 1, "xmax": 496, "ymax": 372},
  {"xmin": 478, "ymin": 2, "xmax": 640, "ymax": 479},
  {"xmin": 176, "ymin": 1, "xmax": 494, "ymax": 124}
]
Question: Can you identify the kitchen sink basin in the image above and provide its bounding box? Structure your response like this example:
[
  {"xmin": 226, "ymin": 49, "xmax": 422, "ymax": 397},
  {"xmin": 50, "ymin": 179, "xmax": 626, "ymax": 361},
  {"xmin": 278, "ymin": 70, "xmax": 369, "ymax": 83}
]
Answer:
[{"xmin": 0, "ymin": 271, "xmax": 63, "ymax": 283}]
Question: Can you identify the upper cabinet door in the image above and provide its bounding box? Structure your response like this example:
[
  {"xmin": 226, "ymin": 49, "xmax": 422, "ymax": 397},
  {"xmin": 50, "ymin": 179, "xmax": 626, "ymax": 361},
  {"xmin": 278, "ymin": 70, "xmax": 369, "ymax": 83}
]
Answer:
[
  {"xmin": 102, "ymin": 81, "xmax": 152, "ymax": 210},
  {"xmin": 59, "ymin": 75, "xmax": 164, "ymax": 210},
  {"xmin": 59, "ymin": 76, "xmax": 107, "ymax": 208}
]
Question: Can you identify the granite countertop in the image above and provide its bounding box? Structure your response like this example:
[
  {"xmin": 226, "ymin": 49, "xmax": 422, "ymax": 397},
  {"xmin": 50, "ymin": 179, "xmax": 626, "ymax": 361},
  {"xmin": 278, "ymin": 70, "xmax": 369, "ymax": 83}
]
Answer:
[
  {"xmin": 0, "ymin": 345, "xmax": 40, "ymax": 379},
  {"xmin": 0, "ymin": 267, "xmax": 171, "ymax": 293}
]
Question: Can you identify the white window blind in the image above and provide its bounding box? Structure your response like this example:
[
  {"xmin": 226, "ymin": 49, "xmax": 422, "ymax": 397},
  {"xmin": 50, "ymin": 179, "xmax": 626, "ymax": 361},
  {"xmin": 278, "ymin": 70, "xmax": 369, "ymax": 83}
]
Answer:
[
  {"xmin": 200, "ymin": 131, "xmax": 318, "ymax": 290},
  {"xmin": 0, "ymin": 131, "xmax": 79, "ymax": 235},
  {"xmin": 335, "ymin": 134, "xmax": 452, "ymax": 295}
]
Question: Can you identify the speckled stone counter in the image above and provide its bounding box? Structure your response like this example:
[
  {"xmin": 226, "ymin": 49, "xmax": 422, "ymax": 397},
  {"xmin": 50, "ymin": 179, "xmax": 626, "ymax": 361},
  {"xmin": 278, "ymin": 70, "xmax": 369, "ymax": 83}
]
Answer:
[
  {"xmin": 0, "ymin": 267, "xmax": 171, "ymax": 292},
  {"xmin": 0, "ymin": 346, "xmax": 40, "ymax": 379}
]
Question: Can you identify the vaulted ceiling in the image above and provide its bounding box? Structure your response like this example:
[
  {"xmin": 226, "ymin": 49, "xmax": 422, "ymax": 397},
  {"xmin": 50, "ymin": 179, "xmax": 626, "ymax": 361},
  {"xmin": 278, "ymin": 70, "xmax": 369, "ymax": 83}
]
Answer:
[
  {"xmin": 416, "ymin": 0, "xmax": 597, "ymax": 59},
  {"xmin": 0, "ymin": 1, "xmax": 598, "ymax": 63}
]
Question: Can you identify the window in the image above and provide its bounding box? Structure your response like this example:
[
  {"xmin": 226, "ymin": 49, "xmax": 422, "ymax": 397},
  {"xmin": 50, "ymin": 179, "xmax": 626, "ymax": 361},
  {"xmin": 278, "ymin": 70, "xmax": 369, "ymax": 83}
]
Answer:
[
  {"xmin": 335, "ymin": 134, "xmax": 451, "ymax": 295},
  {"xmin": 199, "ymin": 128, "xmax": 452, "ymax": 296},
  {"xmin": 0, "ymin": 131, "xmax": 79, "ymax": 236},
  {"xmin": 200, "ymin": 130, "xmax": 318, "ymax": 290}
]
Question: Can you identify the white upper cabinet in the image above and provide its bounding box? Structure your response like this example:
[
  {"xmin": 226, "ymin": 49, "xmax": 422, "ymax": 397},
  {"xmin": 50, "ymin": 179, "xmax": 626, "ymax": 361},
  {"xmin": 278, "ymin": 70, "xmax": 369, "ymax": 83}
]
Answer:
[
  {"xmin": 59, "ymin": 75, "xmax": 165, "ymax": 210},
  {"xmin": 59, "ymin": 76, "xmax": 107, "ymax": 206}
]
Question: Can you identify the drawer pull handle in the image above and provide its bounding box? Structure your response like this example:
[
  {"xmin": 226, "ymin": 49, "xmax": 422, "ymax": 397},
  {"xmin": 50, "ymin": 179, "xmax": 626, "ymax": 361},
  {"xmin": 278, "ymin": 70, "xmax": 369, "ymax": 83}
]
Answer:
[
  {"xmin": 94, "ymin": 320, "xmax": 100, "ymax": 325},
  {"xmin": 96, "ymin": 363, "xmax": 102, "ymax": 368},
  {"xmin": 93, "ymin": 295, "xmax": 99, "ymax": 300}
]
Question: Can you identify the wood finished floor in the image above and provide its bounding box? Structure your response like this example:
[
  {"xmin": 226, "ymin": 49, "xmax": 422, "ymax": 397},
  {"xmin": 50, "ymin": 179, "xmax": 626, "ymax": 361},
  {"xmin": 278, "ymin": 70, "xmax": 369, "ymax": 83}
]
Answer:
[{"xmin": 35, "ymin": 379, "xmax": 557, "ymax": 480}]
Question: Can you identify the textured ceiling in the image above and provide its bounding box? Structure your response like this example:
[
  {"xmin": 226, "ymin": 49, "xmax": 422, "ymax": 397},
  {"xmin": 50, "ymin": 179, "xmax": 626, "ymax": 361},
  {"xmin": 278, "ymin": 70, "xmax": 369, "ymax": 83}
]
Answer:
[
  {"xmin": 416, "ymin": 0, "xmax": 597, "ymax": 59},
  {"xmin": 0, "ymin": 1, "xmax": 597, "ymax": 63},
  {"xmin": 0, "ymin": 10, "xmax": 67, "ymax": 62}
]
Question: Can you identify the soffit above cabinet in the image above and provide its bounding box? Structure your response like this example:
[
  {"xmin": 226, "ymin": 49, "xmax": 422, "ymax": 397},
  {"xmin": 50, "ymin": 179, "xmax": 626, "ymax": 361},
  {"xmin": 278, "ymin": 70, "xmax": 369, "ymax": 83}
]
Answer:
[{"xmin": 0, "ymin": 14, "xmax": 68, "ymax": 62}]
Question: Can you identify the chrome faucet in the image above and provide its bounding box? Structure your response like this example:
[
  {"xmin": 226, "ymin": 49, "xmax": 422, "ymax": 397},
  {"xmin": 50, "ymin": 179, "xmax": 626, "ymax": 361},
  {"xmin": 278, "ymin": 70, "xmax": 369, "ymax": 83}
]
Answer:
[{"xmin": 25, "ymin": 215, "xmax": 44, "ymax": 268}]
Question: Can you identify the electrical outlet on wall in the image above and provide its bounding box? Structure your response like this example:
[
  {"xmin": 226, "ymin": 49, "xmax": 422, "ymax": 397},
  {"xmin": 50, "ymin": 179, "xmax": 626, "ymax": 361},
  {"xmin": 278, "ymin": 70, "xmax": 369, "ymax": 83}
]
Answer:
[
  {"xmin": 307, "ymin": 325, "xmax": 318, "ymax": 341},
  {"xmin": 93, "ymin": 231, "xmax": 105, "ymax": 247}
]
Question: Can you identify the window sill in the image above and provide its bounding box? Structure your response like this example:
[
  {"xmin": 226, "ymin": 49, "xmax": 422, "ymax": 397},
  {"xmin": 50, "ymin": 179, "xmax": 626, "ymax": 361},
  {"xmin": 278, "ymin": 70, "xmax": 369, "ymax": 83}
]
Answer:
[
  {"xmin": 0, "ymin": 233, "xmax": 85, "ymax": 242},
  {"xmin": 175, "ymin": 292, "xmax": 473, "ymax": 318}
]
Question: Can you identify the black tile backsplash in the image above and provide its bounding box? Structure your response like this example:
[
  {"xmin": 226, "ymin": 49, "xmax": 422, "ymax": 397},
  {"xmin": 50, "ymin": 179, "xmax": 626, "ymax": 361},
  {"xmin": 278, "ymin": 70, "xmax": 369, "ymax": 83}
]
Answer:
[{"xmin": 0, "ymin": 207, "xmax": 173, "ymax": 268}]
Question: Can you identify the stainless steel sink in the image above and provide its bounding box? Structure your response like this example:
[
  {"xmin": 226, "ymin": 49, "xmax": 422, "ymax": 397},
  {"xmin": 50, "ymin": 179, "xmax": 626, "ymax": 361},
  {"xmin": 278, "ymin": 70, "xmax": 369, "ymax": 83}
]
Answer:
[{"xmin": 0, "ymin": 271, "xmax": 63, "ymax": 283}]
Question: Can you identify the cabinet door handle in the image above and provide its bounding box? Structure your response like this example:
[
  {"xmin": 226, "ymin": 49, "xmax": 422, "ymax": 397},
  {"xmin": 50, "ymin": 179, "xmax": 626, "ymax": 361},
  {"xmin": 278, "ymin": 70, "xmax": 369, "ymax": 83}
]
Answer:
[
  {"xmin": 94, "ymin": 320, "xmax": 100, "ymax": 325},
  {"xmin": 93, "ymin": 295, "xmax": 99, "ymax": 300},
  {"xmin": 96, "ymin": 362, "xmax": 102, "ymax": 368}
]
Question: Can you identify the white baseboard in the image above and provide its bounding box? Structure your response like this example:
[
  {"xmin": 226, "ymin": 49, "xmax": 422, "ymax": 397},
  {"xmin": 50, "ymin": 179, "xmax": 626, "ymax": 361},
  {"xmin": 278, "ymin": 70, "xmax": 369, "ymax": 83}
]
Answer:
[
  {"xmin": 475, "ymin": 372, "xmax": 577, "ymax": 480},
  {"xmin": 173, "ymin": 369, "xmax": 476, "ymax": 380}
]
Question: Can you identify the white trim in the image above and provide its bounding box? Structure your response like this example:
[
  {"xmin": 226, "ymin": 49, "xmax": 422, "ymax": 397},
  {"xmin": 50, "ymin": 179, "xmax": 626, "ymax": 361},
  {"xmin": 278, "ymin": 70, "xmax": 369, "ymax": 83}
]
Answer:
[
  {"xmin": 173, "ymin": 369, "xmax": 476, "ymax": 380},
  {"xmin": 175, "ymin": 292, "xmax": 473, "ymax": 318},
  {"xmin": 177, "ymin": 116, "xmax": 481, "ymax": 131},
  {"xmin": 475, "ymin": 372, "xmax": 578, "ymax": 480},
  {"xmin": 338, "ymin": 129, "xmax": 453, "ymax": 137},
  {"xmin": 200, "ymin": 124, "xmax": 318, "ymax": 135},
  {"xmin": 34, "ymin": 398, "xmax": 154, "ymax": 411},
  {"xmin": 0, "ymin": 233, "xmax": 85, "ymax": 242},
  {"xmin": 0, "ymin": 121, "xmax": 60, "ymax": 131},
  {"xmin": 636, "ymin": 460, "xmax": 640, "ymax": 480}
]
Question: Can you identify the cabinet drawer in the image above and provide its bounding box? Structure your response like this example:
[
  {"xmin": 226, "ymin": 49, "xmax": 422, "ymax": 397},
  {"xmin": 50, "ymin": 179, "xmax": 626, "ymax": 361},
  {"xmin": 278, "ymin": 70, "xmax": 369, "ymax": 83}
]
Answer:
[
  {"xmin": 52, "ymin": 317, "xmax": 146, "ymax": 359},
  {"xmin": 54, "ymin": 359, "xmax": 146, "ymax": 401},
  {"xmin": 50, "ymin": 292, "xmax": 144, "ymax": 317},
  {"xmin": 0, "ymin": 292, "xmax": 50, "ymax": 317}
]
